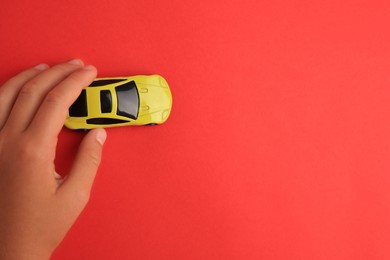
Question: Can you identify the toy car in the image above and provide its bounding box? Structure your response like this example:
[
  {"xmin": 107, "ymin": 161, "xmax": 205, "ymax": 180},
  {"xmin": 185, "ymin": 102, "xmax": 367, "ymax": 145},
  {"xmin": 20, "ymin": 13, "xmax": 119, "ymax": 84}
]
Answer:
[{"xmin": 64, "ymin": 75, "xmax": 172, "ymax": 129}]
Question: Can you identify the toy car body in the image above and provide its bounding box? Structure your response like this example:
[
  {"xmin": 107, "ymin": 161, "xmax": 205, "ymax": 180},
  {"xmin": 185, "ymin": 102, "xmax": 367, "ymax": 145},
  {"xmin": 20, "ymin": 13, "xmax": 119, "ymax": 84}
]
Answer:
[{"xmin": 64, "ymin": 75, "xmax": 172, "ymax": 129}]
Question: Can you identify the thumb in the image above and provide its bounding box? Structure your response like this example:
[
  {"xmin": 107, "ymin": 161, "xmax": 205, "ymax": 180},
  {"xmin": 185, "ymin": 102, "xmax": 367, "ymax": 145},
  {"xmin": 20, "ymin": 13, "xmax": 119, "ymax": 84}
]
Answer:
[{"xmin": 58, "ymin": 128, "xmax": 106, "ymax": 208}]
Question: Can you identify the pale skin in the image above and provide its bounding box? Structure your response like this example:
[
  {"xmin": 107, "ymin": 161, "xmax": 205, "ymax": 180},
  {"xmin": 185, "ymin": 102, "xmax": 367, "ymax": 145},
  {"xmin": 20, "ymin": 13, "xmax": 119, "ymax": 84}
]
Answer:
[{"xmin": 0, "ymin": 59, "xmax": 106, "ymax": 259}]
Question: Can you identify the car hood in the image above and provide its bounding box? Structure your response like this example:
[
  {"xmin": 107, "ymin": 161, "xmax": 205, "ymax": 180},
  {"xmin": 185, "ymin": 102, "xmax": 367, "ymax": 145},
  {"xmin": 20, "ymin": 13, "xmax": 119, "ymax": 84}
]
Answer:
[{"xmin": 137, "ymin": 83, "xmax": 172, "ymax": 116}]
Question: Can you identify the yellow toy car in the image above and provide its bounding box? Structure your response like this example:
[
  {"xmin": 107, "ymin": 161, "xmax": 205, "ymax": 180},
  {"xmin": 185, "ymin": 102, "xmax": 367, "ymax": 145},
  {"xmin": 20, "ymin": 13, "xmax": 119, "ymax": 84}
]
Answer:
[{"xmin": 64, "ymin": 75, "xmax": 172, "ymax": 129}]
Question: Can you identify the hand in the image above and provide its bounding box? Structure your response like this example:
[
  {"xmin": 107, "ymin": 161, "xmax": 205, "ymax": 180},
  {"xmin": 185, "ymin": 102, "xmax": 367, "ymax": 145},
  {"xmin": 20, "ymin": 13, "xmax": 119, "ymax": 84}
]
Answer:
[{"xmin": 0, "ymin": 60, "xmax": 107, "ymax": 259}]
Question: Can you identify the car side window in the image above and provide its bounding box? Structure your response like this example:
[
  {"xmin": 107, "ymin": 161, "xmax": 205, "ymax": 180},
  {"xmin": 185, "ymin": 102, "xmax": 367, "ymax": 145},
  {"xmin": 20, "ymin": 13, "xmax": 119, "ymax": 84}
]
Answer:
[
  {"xmin": 89, "ymin": 79, "xmax": 127, "ymax": 87},
  {"xmin": 86, "ymin": 118, "xmax": 130, "ymax": 125}
]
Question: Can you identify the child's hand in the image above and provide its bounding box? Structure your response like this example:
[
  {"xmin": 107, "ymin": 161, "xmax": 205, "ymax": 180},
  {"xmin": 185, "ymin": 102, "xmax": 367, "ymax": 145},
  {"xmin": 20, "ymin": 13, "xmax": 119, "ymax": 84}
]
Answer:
[{"xmin": 0, "ymin": 60, "xmax": 106, "ymax": 259}]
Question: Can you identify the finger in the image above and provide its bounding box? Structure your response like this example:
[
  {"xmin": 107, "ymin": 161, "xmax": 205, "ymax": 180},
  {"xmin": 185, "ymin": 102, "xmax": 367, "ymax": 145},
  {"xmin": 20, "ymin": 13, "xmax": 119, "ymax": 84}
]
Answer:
[
  {"xmin": 0, "ymin": 64, "xmax": 48, "ymax": 129},
  {"xmin": 28, "ymin": 65, "xmax": 97, "ymax": 141},
  {"xmin": 54, "ymin": 171, "xmax": 65, "ymax": 185},
  {"xmin": 57, "ymin": 128, "xmax": 106, "ymax": 210},
  {"xmin": 4, "ymin": 59, "xmax": 84, "ymax": 132}
]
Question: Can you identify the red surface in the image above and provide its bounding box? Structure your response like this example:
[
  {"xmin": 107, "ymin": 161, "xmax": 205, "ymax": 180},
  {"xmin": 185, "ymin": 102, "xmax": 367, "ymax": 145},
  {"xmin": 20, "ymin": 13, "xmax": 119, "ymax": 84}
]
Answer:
[{"xmin": 1, "ymin": 0, "xmax": 390, "ymax": 259}]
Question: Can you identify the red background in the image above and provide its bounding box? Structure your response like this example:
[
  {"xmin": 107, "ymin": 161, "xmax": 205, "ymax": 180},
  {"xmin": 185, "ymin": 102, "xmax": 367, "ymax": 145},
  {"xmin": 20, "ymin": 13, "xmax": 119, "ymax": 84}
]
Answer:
[{"xmin": 1, "ymin": 0, "xmax": 390, "ymax": 259}]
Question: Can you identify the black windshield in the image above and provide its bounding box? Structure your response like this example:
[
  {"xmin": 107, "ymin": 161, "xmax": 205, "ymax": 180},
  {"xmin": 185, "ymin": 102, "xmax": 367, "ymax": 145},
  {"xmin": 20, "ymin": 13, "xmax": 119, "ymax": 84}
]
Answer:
[{"xmin": 115, "ymin": 81, "xmax": 139, "ymax": 120}]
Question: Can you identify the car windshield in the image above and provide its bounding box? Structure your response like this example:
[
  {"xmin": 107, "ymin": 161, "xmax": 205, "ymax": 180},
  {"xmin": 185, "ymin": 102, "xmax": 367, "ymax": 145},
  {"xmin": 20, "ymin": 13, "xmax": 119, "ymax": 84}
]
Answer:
[
  {"xmin": 115, "ymin": 81, "xmax": 139, "ymax": 120},
  {"xmin": 69, "ymin": 89, "xmax": 88, "ymax": 117}
]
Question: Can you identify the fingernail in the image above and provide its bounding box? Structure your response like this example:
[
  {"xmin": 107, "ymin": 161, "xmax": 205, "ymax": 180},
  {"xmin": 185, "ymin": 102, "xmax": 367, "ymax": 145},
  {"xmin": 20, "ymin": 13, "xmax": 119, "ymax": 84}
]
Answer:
[
  {"xmin": 84, "ymin": 65, "xmax": 96, "ymax": 71},
  {"xmin": 34, "ymin": 63, "xmax": 49, "ymax": 70},
  {"xmin": 53, "ymin": 172, "xmax": 62, "ymax": 180},
  {"xmin": 96, "ymin": 128, "xmax": 107, "ymax": 145},
  {"xmin": 68, "ymin": 59, "xmax": 83, "ymax": 65}
]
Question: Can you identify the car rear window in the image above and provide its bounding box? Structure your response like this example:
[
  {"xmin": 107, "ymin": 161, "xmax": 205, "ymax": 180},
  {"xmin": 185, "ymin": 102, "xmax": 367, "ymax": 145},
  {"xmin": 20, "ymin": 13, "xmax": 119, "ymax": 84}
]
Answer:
[
  {"xmin": 69, "ymin": 90, "xmax": 87, "ymax": 117},
  {"xmin": 100, "ymin": 90, "xmax": 112, "ymax": 113}
]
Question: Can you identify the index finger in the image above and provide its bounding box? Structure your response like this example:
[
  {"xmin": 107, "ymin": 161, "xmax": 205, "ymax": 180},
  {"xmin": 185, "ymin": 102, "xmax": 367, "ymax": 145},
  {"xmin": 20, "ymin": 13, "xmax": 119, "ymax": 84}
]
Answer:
[{"xmin": 28, "ymin": 65, "xmax": 97, "ymax": 141}]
